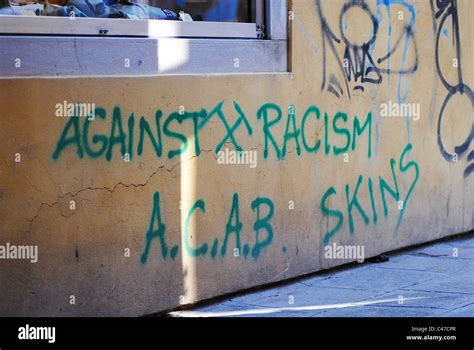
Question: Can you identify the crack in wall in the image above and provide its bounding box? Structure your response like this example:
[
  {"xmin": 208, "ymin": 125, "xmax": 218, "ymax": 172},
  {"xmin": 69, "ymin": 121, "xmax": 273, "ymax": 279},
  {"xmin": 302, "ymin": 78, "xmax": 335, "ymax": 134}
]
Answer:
[{"xmin": 24, "ymin": 149, "xmax": 229, "ymax": 233}]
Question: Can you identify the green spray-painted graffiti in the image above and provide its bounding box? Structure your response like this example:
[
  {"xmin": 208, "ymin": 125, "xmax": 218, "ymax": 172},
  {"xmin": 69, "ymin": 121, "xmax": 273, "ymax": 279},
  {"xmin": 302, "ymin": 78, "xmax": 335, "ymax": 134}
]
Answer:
[
  {"xmin": 140, "ymin": 192, "xmax": 275, "ymax": 264},
  {"xmin": 51, "ymin": 101, "xmax": 419, "ymax": 259},
  {"xmin": 52, "ymin": 101, "xmax": 372, "ymax": 163},
  {"xmin": 320, "ymin": 143, "xmax": 419, "ymax": 246}
]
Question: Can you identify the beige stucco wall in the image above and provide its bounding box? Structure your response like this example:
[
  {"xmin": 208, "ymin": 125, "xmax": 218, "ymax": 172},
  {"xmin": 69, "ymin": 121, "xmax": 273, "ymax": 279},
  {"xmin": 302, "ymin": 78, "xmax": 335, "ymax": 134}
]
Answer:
[{"xmin": 0, "ymin": 0, "xmax": 472, "ymax": 316}]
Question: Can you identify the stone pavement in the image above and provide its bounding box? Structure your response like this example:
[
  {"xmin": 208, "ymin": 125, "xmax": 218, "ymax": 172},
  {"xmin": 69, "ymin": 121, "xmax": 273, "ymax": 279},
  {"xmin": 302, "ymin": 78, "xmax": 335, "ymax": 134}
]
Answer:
[{"xmin": 170, "ymin": 233, "xmax": 474, "ymax": 317}]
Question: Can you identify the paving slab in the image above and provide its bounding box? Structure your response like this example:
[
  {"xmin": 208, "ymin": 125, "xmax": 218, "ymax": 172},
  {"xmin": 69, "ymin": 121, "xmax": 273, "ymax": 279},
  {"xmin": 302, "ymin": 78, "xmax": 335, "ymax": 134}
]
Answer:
[{"xmin": 170, "ymin": 234, "xmax": 474, "ymax": 318}]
